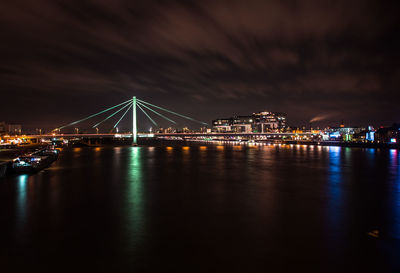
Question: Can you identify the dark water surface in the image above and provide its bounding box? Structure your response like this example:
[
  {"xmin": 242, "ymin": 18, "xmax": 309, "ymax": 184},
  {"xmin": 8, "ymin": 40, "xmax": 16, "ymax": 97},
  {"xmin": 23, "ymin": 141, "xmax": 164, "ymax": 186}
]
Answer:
[{"xmin": 1, "ymin": 144, "xmax": 400, "ymax": 272}]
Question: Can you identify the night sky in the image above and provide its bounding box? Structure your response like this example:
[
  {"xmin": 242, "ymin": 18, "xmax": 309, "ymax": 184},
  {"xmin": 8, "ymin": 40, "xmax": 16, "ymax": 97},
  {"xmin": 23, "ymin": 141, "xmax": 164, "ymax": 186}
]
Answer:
[{"xmin": 1, "ymin": 0, "xmax": 399, "ymax": 132}]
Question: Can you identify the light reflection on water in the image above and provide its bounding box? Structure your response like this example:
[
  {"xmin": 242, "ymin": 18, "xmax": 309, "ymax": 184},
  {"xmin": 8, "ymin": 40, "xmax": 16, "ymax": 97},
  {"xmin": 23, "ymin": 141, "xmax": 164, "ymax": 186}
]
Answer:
[
  {"xmin": 327, "ymin": 146, "xmax": 343, "ymax": 229},
  {"xmin": 390, "ymin": 149, "xmax": 400, "ymax": 239},
  {"xmin": 125, "ymin": 147, "xmax": 145, "ymax": 249},
  {"xmin": 1, "ymin": 144, "xmax": 400, "ymax": 271},
  {"xmin": 16, "ymin": 174, "xmax": 29, "ymax": 231}
]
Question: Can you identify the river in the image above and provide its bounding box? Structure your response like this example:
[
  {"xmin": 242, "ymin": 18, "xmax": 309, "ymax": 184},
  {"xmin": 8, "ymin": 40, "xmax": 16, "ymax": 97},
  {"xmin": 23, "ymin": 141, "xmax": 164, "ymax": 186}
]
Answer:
[{"xmin": 0, "ymin": 143, "xmax": 399, "ymax": 272}]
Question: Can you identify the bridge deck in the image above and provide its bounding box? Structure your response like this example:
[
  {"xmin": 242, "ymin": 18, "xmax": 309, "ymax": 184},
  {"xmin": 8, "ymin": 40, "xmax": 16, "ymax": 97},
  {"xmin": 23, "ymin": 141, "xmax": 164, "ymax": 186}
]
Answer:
[{"xmin": 4, "ymin": 132, "xmax": 317, "ymax": 139}]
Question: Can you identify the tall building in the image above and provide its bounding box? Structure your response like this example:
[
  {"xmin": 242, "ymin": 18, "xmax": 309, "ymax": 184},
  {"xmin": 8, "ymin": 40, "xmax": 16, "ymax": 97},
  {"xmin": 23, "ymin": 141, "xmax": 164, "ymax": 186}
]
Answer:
[
  {"xmin": 212, "ymin": 118, "xmax": 233, "ymax": 132},
  {"xmin": 212, "ymin": 111, "xmax": 287, "ymax": 133},
  {"xmin": 252, "ymin": 111, "xmax": 287, "ymax": 132},
  {"xmin": 232, "ymin": 116, "xmax": 253, "ymax": 133}
]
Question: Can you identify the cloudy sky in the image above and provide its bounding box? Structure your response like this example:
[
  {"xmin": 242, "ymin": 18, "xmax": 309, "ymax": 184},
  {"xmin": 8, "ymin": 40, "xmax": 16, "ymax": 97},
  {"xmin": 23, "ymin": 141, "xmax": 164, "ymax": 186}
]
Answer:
[{"xmin": 1, "ymin": 0, "xmax": 399, "ymax": 131}]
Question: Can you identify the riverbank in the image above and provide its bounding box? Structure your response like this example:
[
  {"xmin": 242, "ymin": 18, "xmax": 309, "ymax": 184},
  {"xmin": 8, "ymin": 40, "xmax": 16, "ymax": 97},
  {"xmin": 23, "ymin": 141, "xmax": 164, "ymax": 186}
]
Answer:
[{"xmin": 286, "ymin": 140, "xmax": 400, "ymax": 149}]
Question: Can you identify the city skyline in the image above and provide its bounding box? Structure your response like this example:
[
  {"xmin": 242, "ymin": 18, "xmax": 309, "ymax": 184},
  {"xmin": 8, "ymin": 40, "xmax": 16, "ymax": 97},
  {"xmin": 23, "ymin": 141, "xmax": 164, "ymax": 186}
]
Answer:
[{"xmin": 1, "ymin": 0, "xmax": 399, "ymax": 129}]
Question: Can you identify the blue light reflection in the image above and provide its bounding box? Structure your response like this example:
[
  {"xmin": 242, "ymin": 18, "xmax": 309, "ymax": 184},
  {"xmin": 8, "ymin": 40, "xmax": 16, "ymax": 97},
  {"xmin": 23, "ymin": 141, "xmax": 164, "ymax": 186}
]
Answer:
[
  {"xmin": 389, "ymin": 149, "xmax": 400, "ymax": 239},
  {"xmin": 16, "ymin": 174, "xmax": 29, "ymax": 230},
  {"xmin": 327, "ymin": 146, "xmax": 343, "ymax": 228}
]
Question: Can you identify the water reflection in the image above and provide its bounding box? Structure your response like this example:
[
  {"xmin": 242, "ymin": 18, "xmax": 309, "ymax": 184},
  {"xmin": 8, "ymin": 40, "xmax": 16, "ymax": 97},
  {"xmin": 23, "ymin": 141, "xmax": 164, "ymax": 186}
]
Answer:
[
  {"xmin": 389, "ymin": 149, "xmax": 400, "ymax": 238},
  {"xmin": 233, "ymin": 145, "xmax": 242, "ymax": 151},
  {"xmin": 16, "ymin": 174, "xmax": 29, "ymax": 231},
  {"xmin": 182, "ymin": 145, "xmax": 190, "ymax": 165},
  {"xmin": 126, "ymin": 147, "xmax": 145, "ymax": 248},
  {"xmin": 327, "ymin": 146, "xmax": 343, "ymax": 228},
  {"xmin": 113, "ymin": 147, "xmax": 122, "ymax": 170},
  {"xmin": 1, "ymin": 144, "xmax": 400, "ymax": 271}
]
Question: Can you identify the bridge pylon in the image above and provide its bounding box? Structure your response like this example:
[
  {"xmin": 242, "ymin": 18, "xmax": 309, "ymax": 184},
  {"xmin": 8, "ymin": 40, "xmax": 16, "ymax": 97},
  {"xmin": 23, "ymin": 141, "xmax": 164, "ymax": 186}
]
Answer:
[{"xmin": 132, "ymin": 96, "xmax": 137, "ymax": 145}]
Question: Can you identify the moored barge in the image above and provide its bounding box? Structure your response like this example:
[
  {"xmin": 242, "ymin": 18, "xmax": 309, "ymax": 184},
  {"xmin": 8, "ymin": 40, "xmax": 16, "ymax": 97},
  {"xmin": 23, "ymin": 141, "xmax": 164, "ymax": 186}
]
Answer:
[{"xmin": 12, "ymin": 148, "xmax": 59, "ymax": 173}]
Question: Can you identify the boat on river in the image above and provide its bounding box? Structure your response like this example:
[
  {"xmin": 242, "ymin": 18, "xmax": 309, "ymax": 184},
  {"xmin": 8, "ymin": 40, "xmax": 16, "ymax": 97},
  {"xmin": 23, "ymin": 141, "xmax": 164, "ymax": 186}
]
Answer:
[{"xmin": 12, "ymin": 148, "xmax": 59, "ymax": 173}]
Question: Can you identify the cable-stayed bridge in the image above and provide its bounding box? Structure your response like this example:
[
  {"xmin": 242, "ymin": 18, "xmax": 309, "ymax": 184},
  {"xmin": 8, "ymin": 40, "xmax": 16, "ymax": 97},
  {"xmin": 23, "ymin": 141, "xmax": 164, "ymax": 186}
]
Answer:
[
  {"xmin": 52, "ymin": 96, "xmax": 209, "ymax": 145},
  {"xmin": 4, "ymin": 97, "xmax": 316, "ymax": 144}
]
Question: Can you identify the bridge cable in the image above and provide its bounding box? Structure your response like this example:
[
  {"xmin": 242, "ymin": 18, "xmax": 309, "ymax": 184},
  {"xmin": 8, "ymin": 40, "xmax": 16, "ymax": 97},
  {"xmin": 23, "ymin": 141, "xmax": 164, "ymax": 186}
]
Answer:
[
  {"xmin": 137, "ymin": 99, "xmax": 208, "ymax": 126},
  {"xmin": 137, "ymin": 103, "xmax": 158, "ymax": 127},
  {"xmin": 113, "ymin": 102, "xmax": 133, "ymax": 129},
  {"xmin": 137, "ymin": 101, "xmax": 176, "ymax": 124},
  {"xmin": 57, "ymin": 99, "xmax": 132, "ymax": 130},
  {"xmin": 93, "ymin": 101, "xmax": 132, "ymax": 128}
]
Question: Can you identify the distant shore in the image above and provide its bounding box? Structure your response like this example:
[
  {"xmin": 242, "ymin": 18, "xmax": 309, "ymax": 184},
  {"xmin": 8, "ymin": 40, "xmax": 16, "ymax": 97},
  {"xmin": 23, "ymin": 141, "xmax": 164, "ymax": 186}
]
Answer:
[{"xmin": 283, "ymin": 140, "xmax": 399, "ymax": 149}]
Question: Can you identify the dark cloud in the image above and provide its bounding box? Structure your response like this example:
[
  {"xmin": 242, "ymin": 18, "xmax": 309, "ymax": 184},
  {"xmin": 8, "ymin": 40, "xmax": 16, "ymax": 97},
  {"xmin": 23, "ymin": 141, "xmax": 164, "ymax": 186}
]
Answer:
[{"xmin": 0, "ymin": 0, "xmax": 399, "ymax": 131}]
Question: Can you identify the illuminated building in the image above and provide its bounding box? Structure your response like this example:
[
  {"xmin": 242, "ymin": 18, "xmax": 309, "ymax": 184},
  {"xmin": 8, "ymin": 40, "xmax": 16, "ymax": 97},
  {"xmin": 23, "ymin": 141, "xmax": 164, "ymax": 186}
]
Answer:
[
  {"xmin": 375, "ymin": 124, "xmax": 400, "ymax": 144},
  {"xmin": 212, "ymin": 118, "xmax": 232, "ymax": 132},
  {"xmin": 232, "ymin": 116, "xmax": 253, "ymax": 133},
  {"xmin": 252, "ymin": 111, "xmax": 287, "ymax": 132},
  {"xmin": 212, "ymin": 111, "xmax": 287, "ymax": 133},
  {"xmin": 322, "ymin": 126, "xmax": 367, "ymax": 141},
  {"xmin": 182, "ymin": 127, "xmax": 192, "ymax": 133}
]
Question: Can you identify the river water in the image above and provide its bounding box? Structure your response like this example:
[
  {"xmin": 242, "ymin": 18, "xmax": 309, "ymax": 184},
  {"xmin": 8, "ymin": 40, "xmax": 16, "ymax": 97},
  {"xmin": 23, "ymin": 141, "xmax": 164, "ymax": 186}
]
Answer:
[{"xmin": 1, "ymin": 143, "xmax": 399, "ymax": 272}]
